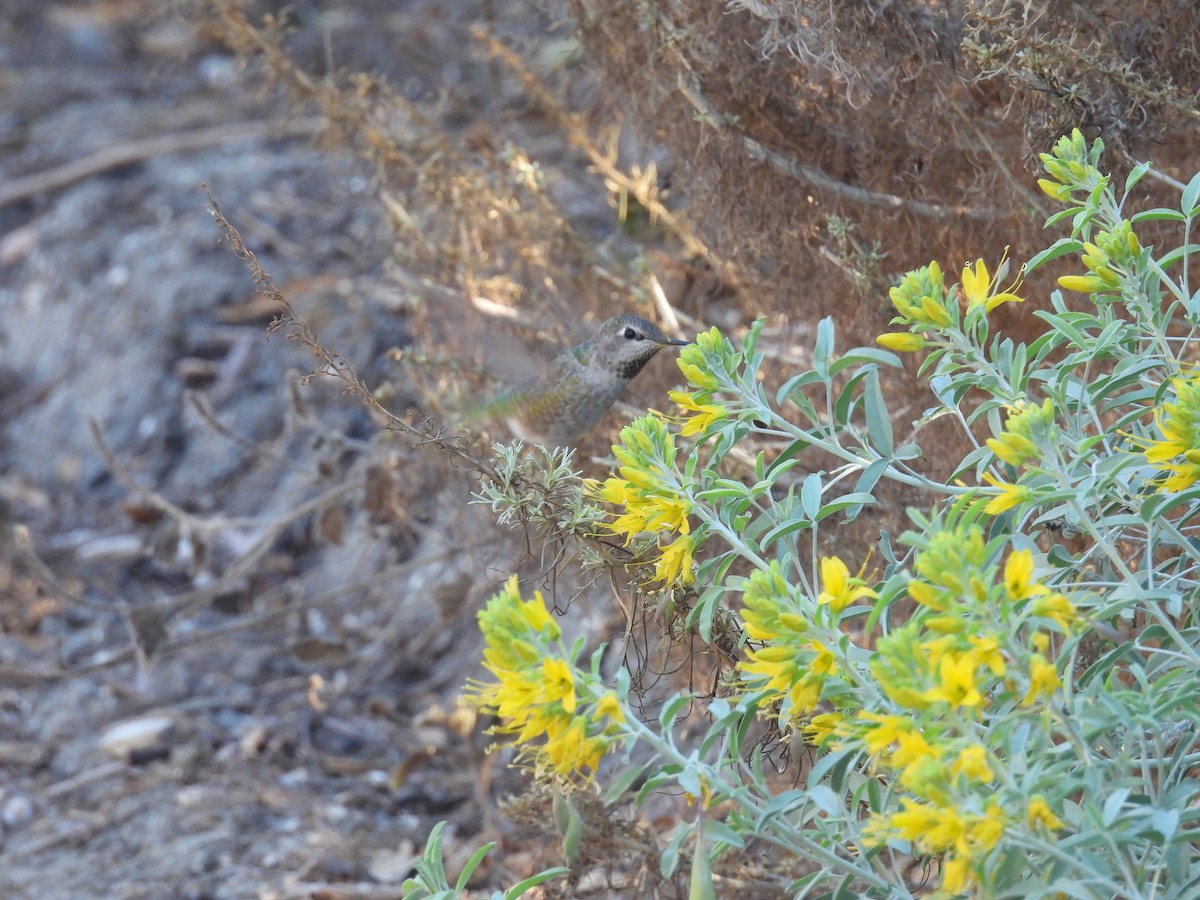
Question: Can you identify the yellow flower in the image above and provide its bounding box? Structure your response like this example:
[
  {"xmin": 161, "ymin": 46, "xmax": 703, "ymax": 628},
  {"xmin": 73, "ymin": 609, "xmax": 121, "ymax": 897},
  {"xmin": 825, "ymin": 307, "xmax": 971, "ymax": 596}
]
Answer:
[
  {"xmin": 809, "ymin": 638, "xmax": 836, "ymax": 676},
  {"xmin": 921, "ymin": 294, "xmax": 952, "ymax": 327},
  {"xmin": 1003, "ymin": 548, "xmax": 1042, "ymax": 601},
  {"xmin": 608, "ymin": 491, "xmax": 691, "ymax": 541},
  {"xmin": 857, "ymin": 712, "xmax": 913, "ymax": 757},
  {"xmin": 740, "ymin": 646, "xmax": 800, "ymax": 697},
  {"xmin": 876, "ymin": 332, "xmax": 927, "ymax": 352},
  {"xmin": 961, "ymin": 253, "xmax": 1025, "ymax": 313},
  {"xmin": 1037, "ymin": 178, "xmax": 1071, "ymax": 201},
  {"xmin": 596, "ymin": 476, "xmax": 633, "ymax": 505},
  {"xmin": 654, "ymin": 533, "xmax": 696, "ymax": 585},
  {"xmin": 987, "ymin": 398, "xmax": 1054, "ymax": 467},
  {"xmin": 787, "ymin": 675, "xmax": 823, "ymax": 716},
  {"xmin": 890, "ymin": 728, "xmax": 938, "ymax": 772},
  {"xmin": 907, "ymin": 578, "xmax": 949, "ymax": 611},
  {"xmin": 1023, "ymin": 653, "xmax": 1062, "ymax": 706},
  {"xmin": 982, "ymin": 471, "xmax": 1031, "ymax": 514},
  {"xmin": 1141, "ymin": 375, "xmax": 1200, "ymax": 492},
  {"xmin": 987, "ymin": 432, "xmax": 1039, "ymax": 466},
  {"xmin": 594, "ymin": 691, "xmax": 625, "ymax": 723},
  {"xmin": 921, "ymin": 652, "xmax": 983, "ymax": 709},
  {"xmin": 542, "ymin": 715, "xmax": 605, "ymax": 777},
  {"xmin": 865, "ymin": 799, "xmax": 1006, "ymax": 894},
  {"xmin": 973, "ymin": 802, "xmax": 1007, "ymax": 851},
  {"xmin": 677, "ymin": 339, "xmax": 721, "ymax": 391},
  {"xmin": 888, "ymin": 262, "xmax": 950, "ymax": 328},
  {"xmin": 887, "ymin": 799, "xmax": 966, "ymax": 851},
  {"xmin": 968, "ymin": 635, "xmax": 1006, "ymax": 677},
  {"xmin": 739, "ymin": 562, "xmax": 808, "ymax": 641},
  {"xmin": 899, "ymin": 753, "xmax": 952, "ymax": 802},
  {"xmin": 668, "ymin": 389, "xmax": 727, "ymax": 437},
  {"xmin": 1057, "ymin": 274, "xmax": 1114, "ymax": 293},
  {"xmin": 1030, "ymin": 592, "xmax": 1076, "ymax": 633},
  {"xmin": 801, "ymin": 712, "xmax": 843, "ymax": 747},
  {"xmin": 817, "ymin": 555, "xmax": 878, "ymax": 614},
  {"xmin": 1027, "ymin": 795, "xmax": 1065, "ymax": 831},
  {"xmin": 540, "ymin": 657, "xmax": 577, "ymax": 714},
  {"xmin": 952, "ymin": 744, "xmax": 995, "ymax": 783}
]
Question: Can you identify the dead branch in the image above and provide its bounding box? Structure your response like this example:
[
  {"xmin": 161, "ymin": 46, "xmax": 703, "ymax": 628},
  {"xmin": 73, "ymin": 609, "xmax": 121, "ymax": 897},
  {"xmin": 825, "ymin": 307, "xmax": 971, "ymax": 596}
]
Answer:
[{"xmin": 0, "ymin": 118, "xmax": 322, "ymax": 210}]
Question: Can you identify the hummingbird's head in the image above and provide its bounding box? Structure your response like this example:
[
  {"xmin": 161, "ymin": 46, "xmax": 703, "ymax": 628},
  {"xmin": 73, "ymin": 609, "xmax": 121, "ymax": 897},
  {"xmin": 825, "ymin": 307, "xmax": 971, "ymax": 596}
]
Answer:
[{"xmin": 589, "ymin": 314, "xmax": 690, "ymax": 380}]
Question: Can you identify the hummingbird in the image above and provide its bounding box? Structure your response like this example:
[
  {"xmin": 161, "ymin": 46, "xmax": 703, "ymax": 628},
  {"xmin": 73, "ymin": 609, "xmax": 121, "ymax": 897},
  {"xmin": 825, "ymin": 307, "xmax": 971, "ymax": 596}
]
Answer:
[{"xmin": 493, "ymin": 313, "xmax": 689, "ymax": 446}]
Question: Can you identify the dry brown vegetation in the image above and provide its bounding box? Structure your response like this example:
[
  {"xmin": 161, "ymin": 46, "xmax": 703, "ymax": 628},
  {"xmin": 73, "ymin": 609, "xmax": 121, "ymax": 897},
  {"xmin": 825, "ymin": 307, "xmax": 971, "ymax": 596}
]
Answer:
[{"xmin": 2, "ymin": 0, "xmax": 1199, "ymax": 896}]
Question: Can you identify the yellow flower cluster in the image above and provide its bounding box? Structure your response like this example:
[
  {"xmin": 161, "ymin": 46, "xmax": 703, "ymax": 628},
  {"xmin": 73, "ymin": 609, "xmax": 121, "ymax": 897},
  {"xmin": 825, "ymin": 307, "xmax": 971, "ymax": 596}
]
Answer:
[
  {"xmin": 877, "ymin": 255, "xmax": 1024, "ymax": 352},
  {"xmin": 736, "ymin": 560, "xmax": 868, "ymax": 729},
  {"xmin": 594, "ymin": 416, "xmax": 695, "ymax": 585},
  {"xmin": 888, "ymin": 261, "xmax": 950, "ymax": 328},
  {"xmin": 736, "ymin": 558, "xmax": 876, "ymax": 731},
  {"xmin": 863, "ymin": 796, "xmax": 1006, "ymax": 894},
  {"xmin": 669, "ymin": 327, "xmax": 729, "ymax": 437},
  {"xmin": 1058, "ymin": 221, "xmax": 1142, "ymax": 294},
  {"xmin": 1140, "ymin": 373, "xmax": 1200, "ymax": 492},
  {"xmin": 467, "ymin": 577, "xmax": 624, "ymax": 783},
  {"xmin": 1037, "ymin": 127, "xmax": 1104, "ymax": 203},
  {"xmin": 847, "ymin": 524, "xmax": 1076, "ymax": 891},
  {"xmin": 986, "ymin": 397, "xmax": 1055, "ymax": 467}
]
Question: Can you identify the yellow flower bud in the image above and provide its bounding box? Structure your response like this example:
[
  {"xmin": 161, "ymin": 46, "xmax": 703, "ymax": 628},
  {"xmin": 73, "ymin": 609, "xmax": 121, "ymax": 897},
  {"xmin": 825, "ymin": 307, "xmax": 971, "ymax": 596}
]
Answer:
[
  {"xmin": 876, "ymin": 332, "xmax": 927, "ymax": 352},
  {"xmin": 1037, "ymin": 178, "xmax": 1071, "ymax": 201},
  {"xmin": 1057, "ymin": 274, "xmax": 1110, "ymax": 293}
]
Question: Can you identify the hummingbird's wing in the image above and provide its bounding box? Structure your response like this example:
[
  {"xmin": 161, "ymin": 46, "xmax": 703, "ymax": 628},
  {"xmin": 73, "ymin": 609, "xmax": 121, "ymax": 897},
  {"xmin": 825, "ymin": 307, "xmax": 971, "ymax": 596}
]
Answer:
[{"xmin": 466, "ymin": 350, "xmax": 587, "ymax": 444}]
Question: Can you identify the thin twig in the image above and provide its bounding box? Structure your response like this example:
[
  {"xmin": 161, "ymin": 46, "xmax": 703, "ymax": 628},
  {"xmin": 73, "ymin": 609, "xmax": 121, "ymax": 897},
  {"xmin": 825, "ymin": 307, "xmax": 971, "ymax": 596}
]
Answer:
[
  {"xmin": 0, "ymin": 118, "xmax": 322, "ymax": 210},
  {"xmin": 471, "ymin": 27, "xmax": 725, "ymax": 268},
  {"xmin": 13, "ymin": 525, "xmax": 107, "ymax": 611},
  {"xmin": 677, "ymin": 77, "xmax": 997, "ymax": 222},
  {"xmin": 186, "ymin": 390, "xmax": 316, "ymax": 477}
]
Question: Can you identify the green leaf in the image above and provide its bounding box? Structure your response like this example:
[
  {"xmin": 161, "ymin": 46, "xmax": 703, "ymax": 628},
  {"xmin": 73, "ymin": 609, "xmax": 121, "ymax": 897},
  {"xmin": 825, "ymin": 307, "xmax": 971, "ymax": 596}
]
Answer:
[
  {"xmin": 760, "ymin": 510, "xmax": 813, "ymax": 552},
  {"xmin": 814, "ymin": 492, "xmax": 877, "ymax": 522},
  {"xmin": 455, "ymin": 841, "xmax": 497, "ymax": 892},
  {"xmin": 660, "ymin": 822, "xmax": 691, "ymax": 879},
  {"xmin": 1157, "ymin": 243, "xmax": 1200, "ymax": 270},
  {"xmin": 1183, "ymin": 171, "xmax": 1200, "ymax": 216},
  {"xmin": 660, "ymin": 695, "xmax": 692, "ymax": 730},
  {"xmin": 806, "ymin": 784, "xmax": 842, "ymax": 816},
  {"xmin": 690, "ymin": 583, "xmax": 726, "ymax": 642},
  {"xmin": 833, "ymin": 368, "xmax": 872, "ymax": 426},
  {"xmin": 552, "ymin": 792, "xmax": 583, "ymax": 866},
  {"xmin": 603, "ymin": 761, "xmax": 650, "ymax": 804},
  {"xmin": 768, "ymin": 438, "xmax": 813, "ymax": 474},
  {"xmin": 756, "ymin": 790, "xmax": 807, "ymax": 831},
  {"xmin": 863, "ymin": 367, "xmax": 893, "ymax": 455},
  {"xmin": 1125, "ymin": 160, "xmax": 1151, "ymax": 192},
  {"xmin": 701, "ymin": 818, "xmax": 746, "ymax": 849},
  {"xmin": 688, "ymin": 828, "xmax": 718, "ymax": 900},
  {"xmin": 813, "ymin": 317, "xmax": 835, "ymax": 379},
  {"xmin": 801, "ymin": 472, "xmax": 823, "ymax": 519},
  {"xmin": 827, "ymin": 347, "xmax": 902, "ymax": 375},
  {"xmin": 807, "ymin": 747, "xmax": 861, "ymax": 793},
  {"xmin": 1025, "ymin": 237, "xmax": 1083, "ymax": 272},
  {"xmin": 1131, "ymin": 207, "xmax": 1187, "ymax": 224},
  {"xmin": 854, "ymin": 457, "xmax": 890, "ymax": 499},
  {"xmin": 503, "ymin": 868, "xmax": 570, "ymax": 900},
  {"xmin": 1102, "ymin": 787, "xmax": 1129, "ymax": 826},
  {"xmin": 1148, "ymin": 807, "xmax": 1180, "ymax": 843}
]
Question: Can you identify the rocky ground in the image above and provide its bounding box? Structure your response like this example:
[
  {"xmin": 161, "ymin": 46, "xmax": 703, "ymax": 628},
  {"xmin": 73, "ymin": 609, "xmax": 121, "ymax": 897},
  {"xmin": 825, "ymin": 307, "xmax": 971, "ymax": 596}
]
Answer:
[{"xmin": 0, "ymin": 2, "xmax": 668, "ymax": 897}]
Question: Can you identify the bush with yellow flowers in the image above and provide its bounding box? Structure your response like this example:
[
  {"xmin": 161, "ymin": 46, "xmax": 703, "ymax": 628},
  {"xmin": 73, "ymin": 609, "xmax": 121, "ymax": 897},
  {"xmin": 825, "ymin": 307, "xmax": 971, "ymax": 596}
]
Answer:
[{"xmin": 443, "ymin": 131, "xmax": 1200, "ymax": 899}]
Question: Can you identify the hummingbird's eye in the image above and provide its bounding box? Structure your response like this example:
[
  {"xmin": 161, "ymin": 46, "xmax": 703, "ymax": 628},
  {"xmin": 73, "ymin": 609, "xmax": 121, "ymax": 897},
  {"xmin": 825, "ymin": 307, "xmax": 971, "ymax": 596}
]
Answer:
[{"xmin": 623, "ymin": 326, "xmax": 640, "ymax": 340}]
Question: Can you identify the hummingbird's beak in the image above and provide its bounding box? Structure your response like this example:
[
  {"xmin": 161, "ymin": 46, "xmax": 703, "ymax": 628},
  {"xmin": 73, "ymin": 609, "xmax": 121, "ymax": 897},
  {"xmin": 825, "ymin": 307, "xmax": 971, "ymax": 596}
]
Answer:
[{"xmin": 664, "ymin": 337, "xmax": 691, "ymax": 346}]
